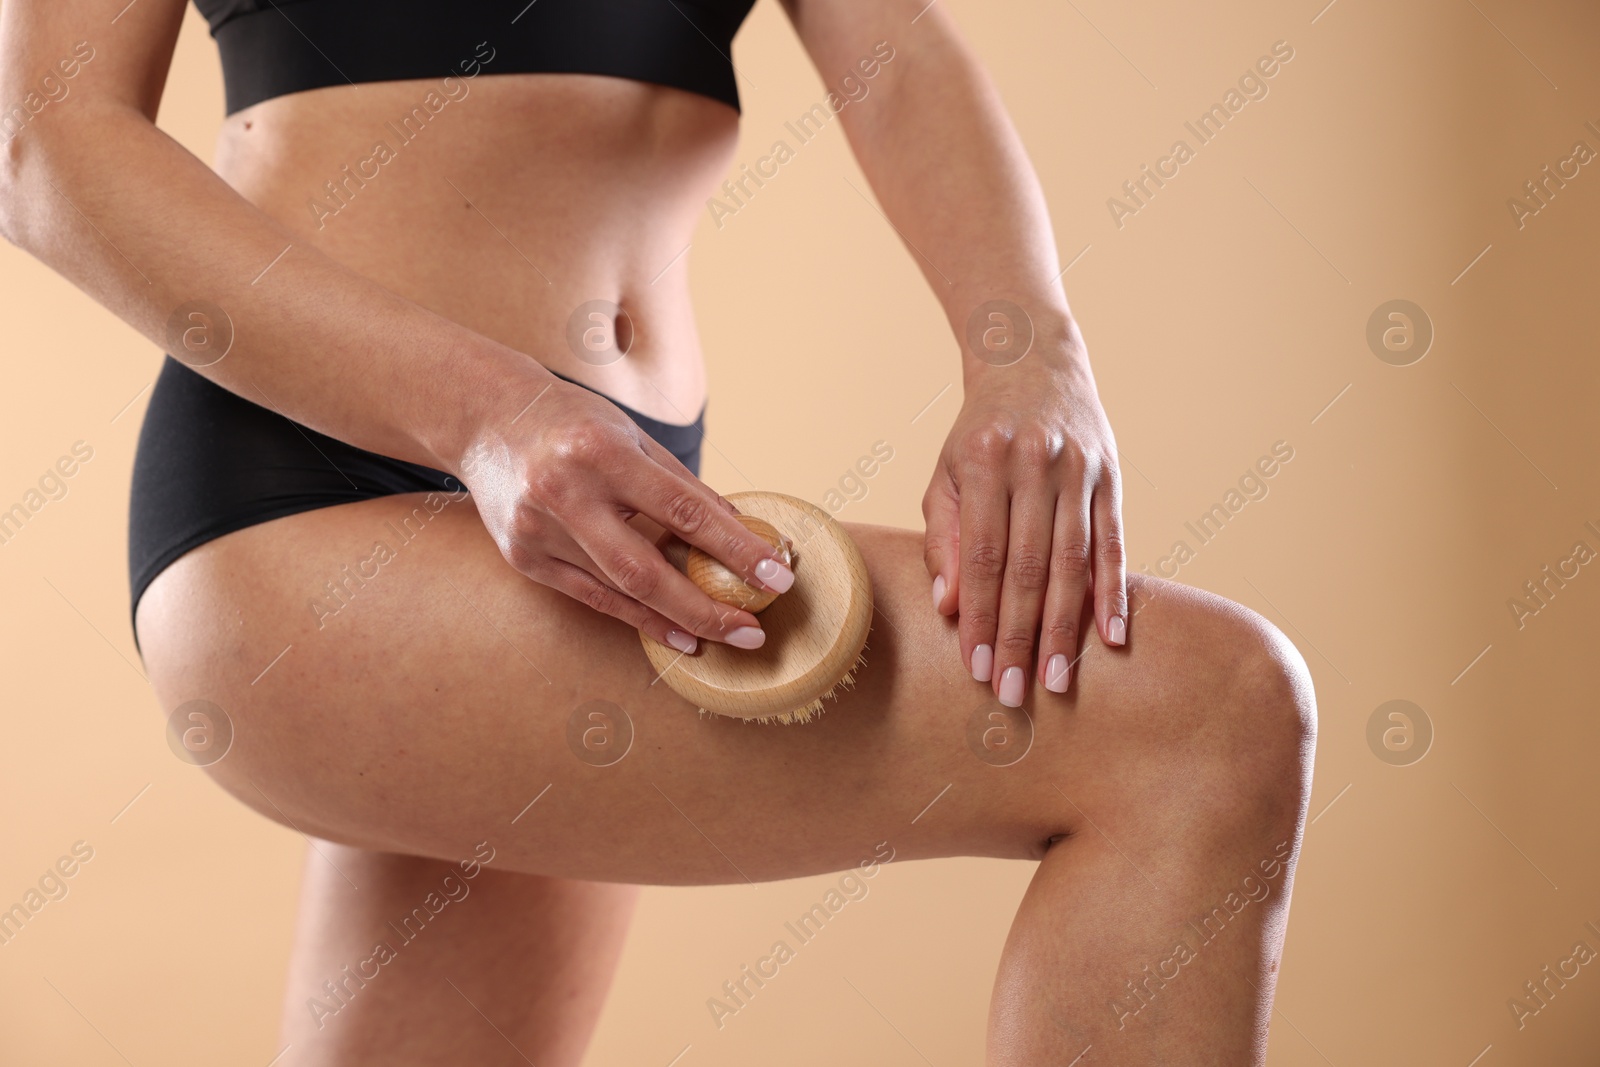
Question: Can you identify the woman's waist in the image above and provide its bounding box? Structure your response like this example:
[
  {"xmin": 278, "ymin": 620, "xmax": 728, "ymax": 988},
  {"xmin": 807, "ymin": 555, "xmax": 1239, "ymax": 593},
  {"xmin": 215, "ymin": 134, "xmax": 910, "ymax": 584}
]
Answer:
[
  {"xmin": 212, "ymin": 78, "xmax": 731, "ymax": 421},
  {"xmin": 317, "ymin": 250, "xmax": 708, "ymax": 423},
  {"xmin": 260, "ymin": 231, "xmax": 709, "ymax": 422}
]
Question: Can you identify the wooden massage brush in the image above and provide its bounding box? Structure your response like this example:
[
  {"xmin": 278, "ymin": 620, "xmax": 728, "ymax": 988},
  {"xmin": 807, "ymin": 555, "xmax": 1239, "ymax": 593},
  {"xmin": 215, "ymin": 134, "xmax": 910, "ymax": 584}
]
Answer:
[{"xmin": 638, "ymin": 491, "xmax": 873, "ymax": 723}]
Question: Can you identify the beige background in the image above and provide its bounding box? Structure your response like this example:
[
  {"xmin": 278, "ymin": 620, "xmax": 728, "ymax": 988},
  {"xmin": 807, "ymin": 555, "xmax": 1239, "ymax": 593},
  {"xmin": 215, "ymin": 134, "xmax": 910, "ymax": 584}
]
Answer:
[{"xmin": 4, "ymin": 0, "xmax": 1600, "ymax": 1063}]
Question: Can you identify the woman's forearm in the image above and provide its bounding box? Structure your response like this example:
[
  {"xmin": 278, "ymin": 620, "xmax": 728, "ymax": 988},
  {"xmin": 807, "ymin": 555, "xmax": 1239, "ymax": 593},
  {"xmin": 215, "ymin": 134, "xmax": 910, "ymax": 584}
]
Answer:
[
  {"xmin": 826, "ymin": 9, "xmax": 1079, "ymax": 375},
  {"xmin": 0, "ymin": 103, "xmax": 546, "ymax": 474},
  {"xmin": 788, "ymin": 1, "xmax": 1130, "ymax": 687}
]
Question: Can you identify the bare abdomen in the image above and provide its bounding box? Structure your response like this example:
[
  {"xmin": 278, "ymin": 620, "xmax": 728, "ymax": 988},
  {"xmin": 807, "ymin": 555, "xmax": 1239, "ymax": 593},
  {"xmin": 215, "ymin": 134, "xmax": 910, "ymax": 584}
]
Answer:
[{"xmin": 210, "ymin": 72, "xmax": 740, "ymax": 422}]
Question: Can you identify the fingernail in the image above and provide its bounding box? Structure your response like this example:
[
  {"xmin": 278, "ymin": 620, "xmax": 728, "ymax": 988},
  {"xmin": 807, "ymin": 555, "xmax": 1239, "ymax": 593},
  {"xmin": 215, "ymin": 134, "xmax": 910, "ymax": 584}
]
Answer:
[
  {"xmin": 998, "ymin": 666, "xmax": 1026, "ymax": 708},
  {"xmin": 665, "ymin": 629, "xmax": 698, "ymax": 654},
  {"xmin": 754, "ymin": 557, "xmax": 794, "ymax": 593},
  {"xmin": 1044, "ymin": 653, "xmax": 1071, "ymax": 693},
  {"xmin": 1107, "ymin": 615, "xmax": 1126, "ymax": 646},
  {"xmin": 931, "ymin": 574, "xmax": 946, "ymax": 610},
  {"xmin": 971, "ymin": 643, "xmax": 994, "ymax": 683},
  {"xmin": 726, "ymin": 626, "xmax": 766, "ymax": 650}
]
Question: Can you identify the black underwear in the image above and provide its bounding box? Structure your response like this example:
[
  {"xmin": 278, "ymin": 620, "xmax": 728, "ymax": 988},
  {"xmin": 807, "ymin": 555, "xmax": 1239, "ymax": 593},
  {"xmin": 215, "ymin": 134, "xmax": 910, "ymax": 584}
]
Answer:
[
  {"xmin": 191, "ymin": 0, "xmax": 759, "ymax": 115},
  {"xmin": 127, "ymin": 356, "xmax": 705, "ymax": 647}
]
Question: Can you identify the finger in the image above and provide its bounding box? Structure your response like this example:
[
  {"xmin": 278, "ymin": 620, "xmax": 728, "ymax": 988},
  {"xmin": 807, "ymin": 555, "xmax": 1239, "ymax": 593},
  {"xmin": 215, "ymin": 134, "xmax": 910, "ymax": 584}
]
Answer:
[
  {"xmin": 1092, "ymin": 458, "xmax": 1129, "ymax": 647},
  {"xmin": 956, "ymin": 467, "xmax": 1009, "ymax": 685},
  {"xmin": 1037, "ymin": 488, "xmax": 1093, "ymax": 695},
  {"xmin": 570, "ymin": 509, "xmax": 768, "ymax": 648},
  {"xmin": 991, "ymin": 488, "xmax": 1055, "ymax": 708},
  {"xmin": 625, "ymin": 462, "xmax": 794, "ymax": 596},
  {"xmin": 921, "ymin": 469, "xmax": 962, "ymax": 615},
  {"xmin": 635, "ymin": 434, "xmax": 740, "ymax": 515},
  {"xmin": 532, "ymin": 554, "xmax": 703, "ymax": 655},
  {"xmin": 628, "ymin": 437, "xmax": 707, "ymax": 545}
]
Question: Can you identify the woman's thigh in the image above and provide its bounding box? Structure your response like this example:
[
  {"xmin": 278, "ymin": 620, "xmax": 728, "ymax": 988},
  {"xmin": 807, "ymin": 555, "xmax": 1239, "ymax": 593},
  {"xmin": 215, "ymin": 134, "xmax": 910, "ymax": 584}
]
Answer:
[{"xmin": 136, "ymin": 493, "xmax": 1309, "ymax": 885}]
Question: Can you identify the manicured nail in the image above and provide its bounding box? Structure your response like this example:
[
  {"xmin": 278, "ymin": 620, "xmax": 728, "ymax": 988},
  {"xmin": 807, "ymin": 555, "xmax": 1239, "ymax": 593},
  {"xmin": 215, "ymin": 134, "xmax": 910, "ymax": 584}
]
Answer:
[
  {"xmin": 998, "ymin": 666, "xmax": 1026, "ymax": 708},
  {"xmin": 754, "ymin": 558, "xmax": 794, "ymax": 593},
  {"xmin": 1044, "ymin": 654, "xmax": 1071, "ymax": 693},
  {"xmin": 665, "ymin": 629, "xmax": 697, "ymax": 654},
  {"xmin": 931, "ymin": 574, "xmax": 946, "ymax": 610},
  {"xmin": 1107, "ymin": 615, "xmax": 1126, "ymax": 646},
  {"xmin": 971, "ymin": 643, "xmax": 994, "ymax": 683},
  {"xmin": 726, "ymin": 626, "xmax": 766, "ymax": 650}
]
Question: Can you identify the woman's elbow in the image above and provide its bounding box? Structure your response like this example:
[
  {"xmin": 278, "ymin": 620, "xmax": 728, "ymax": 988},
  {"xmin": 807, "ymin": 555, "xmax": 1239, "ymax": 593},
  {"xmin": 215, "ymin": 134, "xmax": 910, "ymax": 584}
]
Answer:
[
  {"xmin": 0, "ymin": 121, "xmax": 44, "ymax": 248},
  {"xmin": 0, "ymin": 114, "xmax": 77, "ymax": 250}
]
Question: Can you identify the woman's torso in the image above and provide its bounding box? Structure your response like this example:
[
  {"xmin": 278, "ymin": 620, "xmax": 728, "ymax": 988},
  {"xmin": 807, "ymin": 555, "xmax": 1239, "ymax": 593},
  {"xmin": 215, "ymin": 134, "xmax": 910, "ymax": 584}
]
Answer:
[{"xmin": 212, "ymin": 70, "xmax": 741, "ymax": 423}]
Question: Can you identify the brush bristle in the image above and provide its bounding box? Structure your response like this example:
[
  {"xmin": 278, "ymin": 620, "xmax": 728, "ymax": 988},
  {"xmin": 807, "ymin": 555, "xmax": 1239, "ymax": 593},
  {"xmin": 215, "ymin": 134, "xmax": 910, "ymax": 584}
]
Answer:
[
  {"xmin": 697, "ymin": 647, "xmax": 869, "ymax": 725},
  {"xmin": 752, "ymin": 647, "xmax": 868, "ymax": 725}
]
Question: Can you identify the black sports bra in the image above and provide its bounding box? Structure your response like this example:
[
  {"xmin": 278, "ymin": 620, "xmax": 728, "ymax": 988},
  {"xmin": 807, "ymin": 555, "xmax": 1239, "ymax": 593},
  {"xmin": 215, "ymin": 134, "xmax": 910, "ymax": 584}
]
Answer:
[{"xmin": 193, "ymin": 0, "xmax": 759, "ymax": 115}]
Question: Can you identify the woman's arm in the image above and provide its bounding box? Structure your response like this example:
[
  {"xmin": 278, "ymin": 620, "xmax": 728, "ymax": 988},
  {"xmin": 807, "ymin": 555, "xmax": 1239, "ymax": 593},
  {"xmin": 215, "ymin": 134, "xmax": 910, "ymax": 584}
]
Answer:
[
  {"xmin": 0, "ymin": 0, "xmax": 792, "ymax": 651},
  {"xmin": 0, "ymin": 0, "xmax": 509, "ymax": 470},
  {"xmin": 781, "ymin": 0, "xmax": 1128, "ymax": 702}
]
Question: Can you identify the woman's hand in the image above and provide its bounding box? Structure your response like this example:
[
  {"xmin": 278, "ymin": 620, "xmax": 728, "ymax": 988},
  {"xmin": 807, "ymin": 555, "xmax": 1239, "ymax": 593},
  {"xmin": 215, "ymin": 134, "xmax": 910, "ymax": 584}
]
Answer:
[
  {"xmin": 923, "ymin": 337, "xmax": 1127, "ymax": 707},
  {"xmin": 459, "ymin": 374, "xmax": 794, "ymax": 654}
]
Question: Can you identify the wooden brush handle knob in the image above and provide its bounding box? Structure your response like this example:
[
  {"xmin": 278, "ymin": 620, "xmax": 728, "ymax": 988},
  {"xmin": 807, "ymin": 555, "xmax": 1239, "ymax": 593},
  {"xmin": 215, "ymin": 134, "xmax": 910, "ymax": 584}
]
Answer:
[{"xmin": 686, "ymin": 515, "xmax": 793, "ymax": 613}]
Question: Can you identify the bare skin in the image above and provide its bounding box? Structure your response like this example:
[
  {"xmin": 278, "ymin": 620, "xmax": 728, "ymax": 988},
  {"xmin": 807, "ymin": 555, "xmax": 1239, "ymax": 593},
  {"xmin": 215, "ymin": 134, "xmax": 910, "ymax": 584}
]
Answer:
[
  {"xmin": 0, "ymin": 0, "xmax": 1317, "ymax": 1063},
  {"xmin": 137, "ymin": 500, "xmax": 1314, "ymax": 1065}
]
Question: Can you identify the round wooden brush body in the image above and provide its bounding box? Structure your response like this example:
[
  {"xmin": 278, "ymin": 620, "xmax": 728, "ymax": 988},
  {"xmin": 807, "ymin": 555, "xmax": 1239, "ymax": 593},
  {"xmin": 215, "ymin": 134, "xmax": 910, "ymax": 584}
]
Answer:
[{"xmin": 639, "ymin": 491, "xmax": 873, "ymax": 723}]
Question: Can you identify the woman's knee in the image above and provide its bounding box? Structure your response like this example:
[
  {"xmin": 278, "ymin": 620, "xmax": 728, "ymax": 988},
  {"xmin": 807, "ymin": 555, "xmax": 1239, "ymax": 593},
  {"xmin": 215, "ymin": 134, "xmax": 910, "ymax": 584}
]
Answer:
[
  {"xmin": 1170, "ymin": 583, "xmax": 1317, "ymax": 836},
  {"xmin": 1080, "ymin": 577, "xmax": 1316, "ymax": 835}
]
